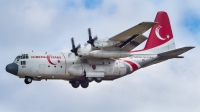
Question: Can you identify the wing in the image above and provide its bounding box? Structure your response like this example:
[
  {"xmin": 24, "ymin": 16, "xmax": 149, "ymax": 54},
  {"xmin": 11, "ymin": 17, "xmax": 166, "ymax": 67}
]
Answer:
[
  {"xmin": 109, "ymin": 22, "xmax": 157, "ymax": 41},
  {"xmin": 70, "ymin": 22, "xmax": 157, "ymax": 58}
]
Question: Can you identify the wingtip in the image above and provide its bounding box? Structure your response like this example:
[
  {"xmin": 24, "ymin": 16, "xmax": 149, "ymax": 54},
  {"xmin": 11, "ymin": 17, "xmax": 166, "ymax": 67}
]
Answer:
[{"xmin": 188, "ymin": 46, "xmax": 195, "ymax": 49}]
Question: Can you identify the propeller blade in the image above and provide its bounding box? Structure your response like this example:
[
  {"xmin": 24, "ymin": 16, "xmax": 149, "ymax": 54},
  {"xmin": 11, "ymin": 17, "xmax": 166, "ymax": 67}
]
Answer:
[
  {"xmin": 93, "ymin": 36, "xmax": 98, "ymax": 40},
  {"xmin": 76, "ymin": 44, "xmax": 81, "ymax": 49},
  {"xmin": 71, "ymin": 37, "xmax": 75, "ymax": 49},
  {"xmin": 87, "ymin": 28, "xmax": 98, "ymax": 47},
  {"xmin": 70, "ymin": 37, "xmax": 79, "ymax": 56},
  {"xmin": 88, "ymin": 28, "xmax": 92, "ymax": 40}
]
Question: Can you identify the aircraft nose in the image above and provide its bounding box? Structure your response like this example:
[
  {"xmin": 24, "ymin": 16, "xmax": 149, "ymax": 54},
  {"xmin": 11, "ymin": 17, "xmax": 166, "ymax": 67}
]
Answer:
[{"xmin": 6, "ymin": 63, "xmax": 18, "ymax": 76}]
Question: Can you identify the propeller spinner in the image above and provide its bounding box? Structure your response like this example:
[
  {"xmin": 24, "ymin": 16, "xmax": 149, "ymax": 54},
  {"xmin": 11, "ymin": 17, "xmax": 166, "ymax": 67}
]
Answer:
[
  {"xmin": 70, "ymin": 37, "xmax": 80, "ymax": 56},
  {"xmin": 87, "ymin": 28, "xmax": 97, "ymax": 47}
]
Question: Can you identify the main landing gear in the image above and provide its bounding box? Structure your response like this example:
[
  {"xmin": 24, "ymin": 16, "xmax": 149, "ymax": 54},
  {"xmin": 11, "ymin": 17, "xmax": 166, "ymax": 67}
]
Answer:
[
  {"xmin": 70, "ymin": 77, "xmax": 103, "ymax": 88},
  {"xmin": 94, "ymin": 77, "xmax": 103, "ymax": 83},
  {"xmin": 69, "ymin": 81, "xmax": 89, "ymax": 88},
  {"xmin": 85, "ymin": 77, "xmax": 103, "ymax": 83},
  {"xmin": 24, "ymin": 77, "xmax": 33, "ymax": 84}
]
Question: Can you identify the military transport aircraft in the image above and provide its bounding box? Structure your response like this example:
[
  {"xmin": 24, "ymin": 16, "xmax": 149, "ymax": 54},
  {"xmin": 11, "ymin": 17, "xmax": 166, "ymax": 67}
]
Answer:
[{"xmin": 6, "ymin": 11, "xmax": 194, "ymax": 88}]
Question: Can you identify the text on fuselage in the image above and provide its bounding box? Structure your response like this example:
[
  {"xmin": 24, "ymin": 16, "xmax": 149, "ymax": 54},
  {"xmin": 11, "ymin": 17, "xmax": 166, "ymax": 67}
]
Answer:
[{"xmin": 31, "ymin": 56, "xmax": 61, "ymax": 59}]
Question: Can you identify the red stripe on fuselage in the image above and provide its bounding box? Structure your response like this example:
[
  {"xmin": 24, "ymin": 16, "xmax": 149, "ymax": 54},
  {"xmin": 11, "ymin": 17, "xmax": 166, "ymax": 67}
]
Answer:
[
  {"xmin": 61, "ymin": 53, "xmax": 67, "ymax": 74},
  {"xmin": 123, "ymin": 60, "xmax": 139, "ymax": 71}
]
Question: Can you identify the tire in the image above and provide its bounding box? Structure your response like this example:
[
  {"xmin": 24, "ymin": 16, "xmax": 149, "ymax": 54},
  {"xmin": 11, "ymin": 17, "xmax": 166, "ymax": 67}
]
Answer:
[
  {"xmin": 94, "ymin": 77, "xmax": 103, "ymax": 83},
  {"xmin": 24, "ymin": 77, "xmax": 32, "ymax": 84},
  {"xmin": 71, "ymin": 81, "xmax": 80, "ymax": 88},
  {"xmin": 85, "ymin": 77, "xmax": 94, "ymax": 82},
  {"xmin": 81, "ymin": 82, "xmax": 89, "ymax": 88}
]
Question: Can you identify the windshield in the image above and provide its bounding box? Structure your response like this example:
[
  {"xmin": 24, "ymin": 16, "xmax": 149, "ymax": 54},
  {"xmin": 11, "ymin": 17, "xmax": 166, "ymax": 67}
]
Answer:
[
  {"xmin": 13, "ymin": 54, "xmax": 29, "ymax": 63},
  {"xmin": 13, "ymin": 56, "xmax": 20, "ymax": 63}
]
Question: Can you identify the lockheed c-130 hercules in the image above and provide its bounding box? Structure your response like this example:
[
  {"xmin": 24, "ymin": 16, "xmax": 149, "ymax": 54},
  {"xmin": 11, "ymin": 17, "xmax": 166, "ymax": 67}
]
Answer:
[{"xmin": 6, "ymin": 11, "xmax": 194, "ymax": 88}]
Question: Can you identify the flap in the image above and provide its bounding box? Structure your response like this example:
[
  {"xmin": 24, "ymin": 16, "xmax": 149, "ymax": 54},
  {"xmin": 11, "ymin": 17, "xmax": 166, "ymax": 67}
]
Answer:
[
  {"xmin": 109, "ymin": 22, "xmax": 157, "ymax": 41},
  {"xmin": 121, "ymin": 35, "xmax": 147, "ymax": 51}
]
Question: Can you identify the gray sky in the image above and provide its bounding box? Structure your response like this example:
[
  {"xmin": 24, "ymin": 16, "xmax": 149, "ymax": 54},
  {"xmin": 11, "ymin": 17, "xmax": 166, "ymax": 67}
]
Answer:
[{"xmin": 0, "ymin": 0, "xmax": 200, "ymax": 112}]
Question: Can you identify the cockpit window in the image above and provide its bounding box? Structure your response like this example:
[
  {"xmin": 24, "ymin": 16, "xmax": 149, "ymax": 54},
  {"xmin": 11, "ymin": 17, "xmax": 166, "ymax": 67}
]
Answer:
[
  {"xmin": 22, "ymin": 54, "xmax": 25, "ymax": 59},
  {"xmin": 25, "ymin": 54, "xmax": 29, "ymax": 59},
  {"xmin": 20, "ymin": 54, "xmax": 29, "ymax": 59},
  {"xmin": 16, "ymin": 56, "xmax": 20, "ymax": 61}
]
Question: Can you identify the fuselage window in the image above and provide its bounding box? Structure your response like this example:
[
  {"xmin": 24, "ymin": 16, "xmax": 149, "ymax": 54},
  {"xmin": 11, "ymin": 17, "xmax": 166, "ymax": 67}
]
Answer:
[{"xmin": 21, "ymin": 61, "xmax": 26, "ymax": 65}]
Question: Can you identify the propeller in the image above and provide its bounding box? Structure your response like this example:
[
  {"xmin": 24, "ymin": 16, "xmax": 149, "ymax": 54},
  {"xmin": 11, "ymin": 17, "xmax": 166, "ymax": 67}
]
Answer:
[
  {"xmin": 70, "ymin": 37, "xmax": 80, "ymax": 56},
  {"xmin": 87, "ymin": 28, "xmax": 98, "ymax": 47}
]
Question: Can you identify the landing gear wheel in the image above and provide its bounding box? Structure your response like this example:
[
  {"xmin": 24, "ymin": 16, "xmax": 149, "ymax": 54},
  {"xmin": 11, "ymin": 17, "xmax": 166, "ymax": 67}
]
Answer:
[
  {"xmin": 81, "ymin": 82, "xmax": 89, "ymax": 88},
  {"xmin": 85, "ymin": 77, "xmax": 94, "ymax": 82},
  {"xmin": 24, "ymin": 77, "xmax": 32, "ymax": 84},
  {"xmin": 94, "ymin": 77, "xmax": 103, "ymax": 83},
  {"xmin": 71, "ymin": 81, "xmax": 80, "ymax": 88}
]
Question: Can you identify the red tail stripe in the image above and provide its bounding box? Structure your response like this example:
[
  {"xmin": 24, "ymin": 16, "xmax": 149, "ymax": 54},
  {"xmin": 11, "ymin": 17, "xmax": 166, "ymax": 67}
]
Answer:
[{"xmin": 123, "ymin": 60, "xmax": 139, "ymax": 71}]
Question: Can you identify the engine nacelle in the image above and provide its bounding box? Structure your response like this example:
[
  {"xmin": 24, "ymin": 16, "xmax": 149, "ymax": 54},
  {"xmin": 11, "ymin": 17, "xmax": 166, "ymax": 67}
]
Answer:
[{"xmin": 89, "ymin": 50, "xmax": 131, "ymax": 58}]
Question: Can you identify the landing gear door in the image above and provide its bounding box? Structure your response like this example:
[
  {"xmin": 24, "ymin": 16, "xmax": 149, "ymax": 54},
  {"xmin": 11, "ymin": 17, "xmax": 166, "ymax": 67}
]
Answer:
[
  {"xmin": 113, "ymin": 61, "xmax": 120, "ymax": 75},
  {"xmin": 104, "ymin": 65, "xmax": 114, "ymax": 75},
  {"xmin": 119, "ymin": 67, "xmax": 126, "ymax": 75}
]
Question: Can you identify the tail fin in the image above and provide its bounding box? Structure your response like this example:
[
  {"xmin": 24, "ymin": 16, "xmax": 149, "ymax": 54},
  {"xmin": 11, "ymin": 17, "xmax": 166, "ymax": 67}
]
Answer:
[{"xmin": 144, "ymin": 11, "xmax": 175, "ymax": 52}]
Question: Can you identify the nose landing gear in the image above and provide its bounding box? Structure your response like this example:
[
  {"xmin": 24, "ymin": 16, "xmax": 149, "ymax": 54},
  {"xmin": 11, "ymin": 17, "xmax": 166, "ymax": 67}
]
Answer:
[{"xmin": 24, "ymin": 77, "xmax": 33, "ymax": 84}]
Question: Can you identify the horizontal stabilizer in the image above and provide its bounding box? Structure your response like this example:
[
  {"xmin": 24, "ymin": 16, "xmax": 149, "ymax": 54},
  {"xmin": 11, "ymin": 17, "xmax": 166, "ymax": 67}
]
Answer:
[
  {"xmin": 142, "ymin": 47, "xmax": 194, "ymax": 68},
  {"xmin": 158, "ymin": 46, "xmax": 195, "ymax": 57}
]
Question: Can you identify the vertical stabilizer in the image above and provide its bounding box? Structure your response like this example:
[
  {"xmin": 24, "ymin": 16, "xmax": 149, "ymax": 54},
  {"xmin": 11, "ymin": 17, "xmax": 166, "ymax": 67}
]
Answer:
[{"xmin": 144, "ymin": 11, "xmax": 175, "ymax": 52}]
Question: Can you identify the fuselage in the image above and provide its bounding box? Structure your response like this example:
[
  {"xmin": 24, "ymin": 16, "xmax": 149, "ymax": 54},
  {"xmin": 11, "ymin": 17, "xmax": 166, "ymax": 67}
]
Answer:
[{"xmin": 8, "ymin": 52, "xmax": 158, "ymax": 81}]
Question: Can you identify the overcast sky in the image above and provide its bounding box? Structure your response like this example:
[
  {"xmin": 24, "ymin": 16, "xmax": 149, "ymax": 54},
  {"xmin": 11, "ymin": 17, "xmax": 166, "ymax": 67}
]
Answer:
[{"xmin": 0, "ymin": 0, "xmax": 200, "ymax": 112}]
